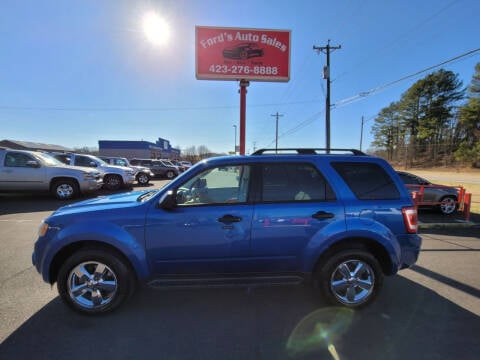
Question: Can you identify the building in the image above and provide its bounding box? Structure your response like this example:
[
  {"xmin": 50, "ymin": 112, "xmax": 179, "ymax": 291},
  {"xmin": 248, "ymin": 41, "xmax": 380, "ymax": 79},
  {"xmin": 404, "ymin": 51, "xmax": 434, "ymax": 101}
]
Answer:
[
  {"xmin": 98, "ymin": 138, "xmax": 180, "ymax": 160},
  {"xmin": 0, "ymin": 139, "xmax": 72, "ymax": 152}
]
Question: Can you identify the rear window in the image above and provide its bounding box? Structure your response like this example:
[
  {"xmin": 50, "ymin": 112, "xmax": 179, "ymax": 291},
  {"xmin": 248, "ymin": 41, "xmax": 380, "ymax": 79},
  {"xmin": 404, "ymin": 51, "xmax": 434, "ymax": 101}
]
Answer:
[{"xmin": 332, "ymin": 162, "xmax": 400, "ymax": 200}]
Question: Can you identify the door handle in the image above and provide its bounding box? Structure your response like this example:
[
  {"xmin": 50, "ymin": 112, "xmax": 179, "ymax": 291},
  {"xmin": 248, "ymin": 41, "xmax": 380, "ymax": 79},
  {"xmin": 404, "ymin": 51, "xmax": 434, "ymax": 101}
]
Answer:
[
  {"xmin": 312, "ymin": 211, "xmax": 334, "ymax": 220},
  {"xmin": 217, "ymin": 214, "xmax": 242, "ymax": 223}
]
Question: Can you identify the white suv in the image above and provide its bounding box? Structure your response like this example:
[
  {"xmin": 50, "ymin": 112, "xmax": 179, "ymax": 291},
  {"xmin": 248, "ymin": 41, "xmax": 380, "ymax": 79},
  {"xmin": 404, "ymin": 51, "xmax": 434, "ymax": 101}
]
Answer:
[{"xmin": 50, "ymin": 153, "xmax": 135, "ymax": 190}]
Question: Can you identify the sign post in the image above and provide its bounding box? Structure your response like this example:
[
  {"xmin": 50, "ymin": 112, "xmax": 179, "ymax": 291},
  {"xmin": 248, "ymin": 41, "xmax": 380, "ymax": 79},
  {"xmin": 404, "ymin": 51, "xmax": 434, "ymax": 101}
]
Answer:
[{"xmin": 195, "ymin": 26, "xmax": 290, "ymax": 154}]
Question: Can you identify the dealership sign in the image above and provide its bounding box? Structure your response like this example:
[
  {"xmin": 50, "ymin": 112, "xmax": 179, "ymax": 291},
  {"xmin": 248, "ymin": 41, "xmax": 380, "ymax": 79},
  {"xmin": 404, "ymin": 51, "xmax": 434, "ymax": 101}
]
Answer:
[{"xmin": 195, "ymin": 26, "xmax": 290, "ymax": 82}]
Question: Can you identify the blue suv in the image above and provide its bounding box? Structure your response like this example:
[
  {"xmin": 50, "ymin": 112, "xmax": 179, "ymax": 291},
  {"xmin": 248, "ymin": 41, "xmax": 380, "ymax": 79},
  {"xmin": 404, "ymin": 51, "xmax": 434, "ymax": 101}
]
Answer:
[{"xmin": 32, "ymin": 149, "xmax": 421, "ymax": 314}]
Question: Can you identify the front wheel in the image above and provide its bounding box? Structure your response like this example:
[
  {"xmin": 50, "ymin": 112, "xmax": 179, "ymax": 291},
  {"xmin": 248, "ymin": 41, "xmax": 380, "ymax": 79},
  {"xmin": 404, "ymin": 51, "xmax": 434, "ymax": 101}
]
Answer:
[
  {"xmin": 57, "ymin": 248, "xmax": 135, "ymax": 315},
  {"xmin": 51, "ymin": 180, "xmax": 79, "ymax": 200},
  {"xmin": 165, "ymin": 170, "xmax": 175, "ymax": 179},
  {"xmin": 103, "ymin": 174, "xmax": 123, "ymax": 190},
  {"xmin": 136, "ymin": 172, "xmax": 150, "ymax": 185},
  {"xmin": 316, "ymin": 249, "xmax": 383, "ymax": 308}
]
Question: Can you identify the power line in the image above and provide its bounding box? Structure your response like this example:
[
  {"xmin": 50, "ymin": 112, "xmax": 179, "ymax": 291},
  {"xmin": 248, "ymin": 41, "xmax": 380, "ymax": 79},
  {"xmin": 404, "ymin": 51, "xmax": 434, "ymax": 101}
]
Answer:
[
  {"xmin": 0, "ymin": 99, "xmax": 322, "ymax": 112},
  {"xmin": 333, "ymin": 0, "xmax": 461, "ymax": 83},
  {"xmin": 333, "ymin": 47, "xmax": 480, "ymax": 108}
]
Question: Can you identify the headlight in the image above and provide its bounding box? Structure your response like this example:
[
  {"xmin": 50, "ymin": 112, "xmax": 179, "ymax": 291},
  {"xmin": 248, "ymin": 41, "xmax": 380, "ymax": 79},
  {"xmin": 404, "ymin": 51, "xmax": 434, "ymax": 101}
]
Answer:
[
  {"xmin": 126, "ymin": 170, "xmax": 135, "ymax": 176},
  {"xmin": 38, "ymin": 221, "xmax": 49, "ymax": 237}
]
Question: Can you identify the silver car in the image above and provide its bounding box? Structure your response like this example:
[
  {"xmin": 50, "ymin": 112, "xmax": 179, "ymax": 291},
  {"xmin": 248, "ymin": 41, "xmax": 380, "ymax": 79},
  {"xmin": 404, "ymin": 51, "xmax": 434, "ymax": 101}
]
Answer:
[{"xmin": 396, "ymin": 171, "xmax": 459, "ymax": 215}]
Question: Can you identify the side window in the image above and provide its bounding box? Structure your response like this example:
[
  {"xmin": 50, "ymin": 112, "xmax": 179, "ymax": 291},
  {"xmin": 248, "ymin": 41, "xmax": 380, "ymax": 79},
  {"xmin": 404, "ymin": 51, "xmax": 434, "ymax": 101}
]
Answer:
[
  {"xmin": 75, "ymin": 156, "xmax": 95, "ymax": 167},
  {"xmin": 4, "ymin": 152, "xmax": 34, "ymax": 167},
  {"xmin": 398, "ymin": 173, "xmax": 418, "ymax": 185},
  {"xmin": 54, "ymin": 154, "xmax": 70, "ymax": 164},
  {"xmin": 332, "ymin": 162, "xmax": 400, "ymax": 200},
  {"xmin": 176, "ymin": 165, "xmax": 250, "ymax": 206},
  {"xmin": 260, "ymin": 163, "xmax": 335, "ymax": 202},
  {"xmin": 114, "ymin": 159, "xmax": 127, "ymax": 167}
]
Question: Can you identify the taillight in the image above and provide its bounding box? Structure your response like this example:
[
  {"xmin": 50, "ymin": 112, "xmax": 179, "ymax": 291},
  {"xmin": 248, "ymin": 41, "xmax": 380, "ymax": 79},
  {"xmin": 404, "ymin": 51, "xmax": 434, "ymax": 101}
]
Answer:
[{"xmin": 402, "ymin": 206, "xmax": 418, "ymax": 233}]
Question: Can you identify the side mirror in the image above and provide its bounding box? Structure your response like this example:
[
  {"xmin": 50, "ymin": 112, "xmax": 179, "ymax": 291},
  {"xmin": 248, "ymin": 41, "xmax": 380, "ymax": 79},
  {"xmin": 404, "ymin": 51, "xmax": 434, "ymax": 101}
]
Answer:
[
  {"xmin": 159, "ymin": 190, "xmax": 177, "ymax": 210},
  {"xmin": 89, "ymin": 162, "xmax": 97, "ymax": 167},
  {"xmin": 26, "ymin": 160, "xmax": 40, "ymax": 168}
]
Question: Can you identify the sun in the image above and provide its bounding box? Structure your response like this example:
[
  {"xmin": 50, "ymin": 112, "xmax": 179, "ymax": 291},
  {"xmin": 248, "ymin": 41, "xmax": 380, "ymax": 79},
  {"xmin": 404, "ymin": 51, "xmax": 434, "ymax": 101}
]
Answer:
[{"xmin": 142, "ymin": 11, "xmax": 170, "ymax": 46}]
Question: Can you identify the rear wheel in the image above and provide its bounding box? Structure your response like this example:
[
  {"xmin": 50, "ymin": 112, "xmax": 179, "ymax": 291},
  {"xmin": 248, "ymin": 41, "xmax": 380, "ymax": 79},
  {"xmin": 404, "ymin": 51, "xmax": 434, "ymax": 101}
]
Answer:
[
  {"xmin": 439, "ymin": 196, "xmax": 457, "ymax": 215},
  {"xmin": 57, "ymin": 248, "xmax": 135, "ymax": 315},
  {"xmin": 104, "ymin": 174, "xmax": 123, "ymax": 190},
  {"xmin": 165, "ymin": 170, "xmax": 175, "ymax": 179},
  {"xmin": 51, "ymin": 180, "xmax": 79, "ymax": 200},
  {"xmin": 316, "ymin": 249, "xmax": 383, "ymax": 308}
]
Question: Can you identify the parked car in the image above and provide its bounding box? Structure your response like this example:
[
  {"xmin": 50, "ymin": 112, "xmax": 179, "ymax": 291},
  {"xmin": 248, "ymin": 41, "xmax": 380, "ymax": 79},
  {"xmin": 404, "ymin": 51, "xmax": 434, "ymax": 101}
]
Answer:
[
  {"xmin": 169, "ymin": 159, "xmax": 188, "ymax": 172},
  {"xmin": 179, "ymin": 160, "xmax": 193, "ymax": 170},
  {"xmin": 129, "ymin": 158, "xmax": 179, "ymax": 179},
  {"xmin": 33, "ymin": 148, "xmax": 421, "ymax": 314},
  {"xmin": 223, "ymin": 42, "xmax": 264, "ymax": 59},
  {"xmin": 50, "ymin": 153, "xmax": 135, "ymax": 191},
  {"xmin": 396, "ymin": 171, "xmax": 459, "ymax": 215},
  {"xmin": 99, "ymin": 156, "xmax": 154, "ymax": 186},
  {"xmin": 160, "ymin": 159, "xmax": 184, "ymax": 173},
  {"xmin": 0, "ymin": 148, "xmax": 102, "ymax": 199}
]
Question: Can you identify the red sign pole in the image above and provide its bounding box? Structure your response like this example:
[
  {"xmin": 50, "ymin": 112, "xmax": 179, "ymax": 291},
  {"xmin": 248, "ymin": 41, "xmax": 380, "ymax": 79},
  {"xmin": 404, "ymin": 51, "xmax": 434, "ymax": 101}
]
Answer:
[{"xmin": 239, "ymin": 79, "xmax": 249, "ymax": 155}]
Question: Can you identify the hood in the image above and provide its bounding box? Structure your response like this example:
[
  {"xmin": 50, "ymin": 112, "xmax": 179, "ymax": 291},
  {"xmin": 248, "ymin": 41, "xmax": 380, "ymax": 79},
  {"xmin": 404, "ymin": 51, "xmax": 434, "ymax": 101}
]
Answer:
[{"xmin": 52, "ymin": 190, "xmax": 152, "ymax": 216}]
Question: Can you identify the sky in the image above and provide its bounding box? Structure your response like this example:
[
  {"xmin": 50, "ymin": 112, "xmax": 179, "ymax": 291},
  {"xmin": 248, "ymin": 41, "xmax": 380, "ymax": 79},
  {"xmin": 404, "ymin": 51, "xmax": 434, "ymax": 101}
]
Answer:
[{"xmin": 1, "ymin": 0, "xmax": 479, "ymax": 155}]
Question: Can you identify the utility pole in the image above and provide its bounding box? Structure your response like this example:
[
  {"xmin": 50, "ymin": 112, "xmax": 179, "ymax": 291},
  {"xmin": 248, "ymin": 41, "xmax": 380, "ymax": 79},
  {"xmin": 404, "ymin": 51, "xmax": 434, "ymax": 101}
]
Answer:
[
  {"xmin": 313, "ymin": 40, "xmax": 341, "ymax": 153},
  {"xmin": 360, "ymin": 115, "xmax": 364, "ymax": 151},
  {"xmin": 233, "ymin": 124, "xmax": 237, "ymax": 154},
  {"xmin": 270, "ymin": 112, "xmax": 284, "ymax": 153}
]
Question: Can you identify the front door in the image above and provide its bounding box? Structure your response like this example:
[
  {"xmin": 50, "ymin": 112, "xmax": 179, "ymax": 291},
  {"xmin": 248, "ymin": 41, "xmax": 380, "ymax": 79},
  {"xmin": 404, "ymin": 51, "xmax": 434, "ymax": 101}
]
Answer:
[{"xmin": 145, "ymin": 165, "xmax": 253, "ymax": 275}]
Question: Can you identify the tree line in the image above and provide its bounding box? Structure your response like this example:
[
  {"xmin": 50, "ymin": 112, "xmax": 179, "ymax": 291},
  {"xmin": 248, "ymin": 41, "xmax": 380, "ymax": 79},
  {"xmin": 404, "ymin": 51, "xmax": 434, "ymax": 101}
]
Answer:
[{"xmin": 371, "ymin": 63, "xmax": 480, "ymax": 168}]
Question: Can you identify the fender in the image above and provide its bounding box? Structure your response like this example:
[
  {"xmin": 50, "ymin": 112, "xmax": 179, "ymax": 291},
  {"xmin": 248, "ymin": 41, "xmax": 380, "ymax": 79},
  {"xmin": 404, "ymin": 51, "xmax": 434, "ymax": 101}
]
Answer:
[
  {"xmin": 301, "ymin": 217, "xmax": 401, "ymax": 274},
  {"xmin": 40, "ymin": 220, "xmax": 150, "ymax": 283}
]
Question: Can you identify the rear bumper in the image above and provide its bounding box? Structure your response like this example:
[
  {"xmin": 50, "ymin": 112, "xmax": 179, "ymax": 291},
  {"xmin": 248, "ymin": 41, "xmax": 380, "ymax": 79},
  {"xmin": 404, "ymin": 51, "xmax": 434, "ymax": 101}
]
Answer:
[{"xmin": 398, "ymin": 234, "xmax": 422, "ymax": 269}]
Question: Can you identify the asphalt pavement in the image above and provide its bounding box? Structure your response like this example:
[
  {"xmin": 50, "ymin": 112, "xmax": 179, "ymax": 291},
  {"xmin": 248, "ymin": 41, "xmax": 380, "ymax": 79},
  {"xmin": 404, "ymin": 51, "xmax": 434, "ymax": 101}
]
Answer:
[{"xmin": 0, "ymin": 182, "xmax": 479, "ymax": 359}]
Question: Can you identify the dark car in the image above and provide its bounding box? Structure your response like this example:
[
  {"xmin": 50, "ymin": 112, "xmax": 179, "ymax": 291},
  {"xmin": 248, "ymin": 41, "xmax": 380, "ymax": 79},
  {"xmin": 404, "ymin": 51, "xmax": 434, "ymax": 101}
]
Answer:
[
  {"xmin": 396, "ymin": 171, "xmax": 459, "ymax": 215},
  {"xmin": 32, "ymin": 148, "xmax": 421, "ymax": 314},
  {"xmin": 129, "ymin": 158, "xmax": 179, "ymax": 179},
  {"xmin": 223, "ymin": 42, "xmax": 264, "ymax": 60}
]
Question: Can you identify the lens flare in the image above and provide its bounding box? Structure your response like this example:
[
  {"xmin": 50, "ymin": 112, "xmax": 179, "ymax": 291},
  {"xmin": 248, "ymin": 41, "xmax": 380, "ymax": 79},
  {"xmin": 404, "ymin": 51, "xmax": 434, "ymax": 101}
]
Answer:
[{"xmin": 286, "ymin": 307, "xmax": 354, "ymax": 358}]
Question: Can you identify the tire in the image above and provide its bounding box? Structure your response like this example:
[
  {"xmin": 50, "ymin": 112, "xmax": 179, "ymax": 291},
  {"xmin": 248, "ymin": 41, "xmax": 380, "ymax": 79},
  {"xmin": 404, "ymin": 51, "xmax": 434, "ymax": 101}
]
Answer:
[
  {"xmin": 51, "ymin": 180, "xmax": 79, "ymax": 200},
  {"xmin": 316, "ymin": 249, "xmax": 383, "ymax": 308},
  {"xmin": 104, "ymin": 174, "xmax": 123, "ymax": 191},
  {"xmin": 57, "ymin": 248, "xmax": 135, "ymax": 315},
  {"xmin": 165, "ymin": 170, "xmax": 175, "ymax": 179},
  {"xmin": 439, "ymin": 196, "xmax": 457, "ymax": 215},
  {"xmin": 136, "ymin": 172, "xmax": 150, "ymax": 186}
]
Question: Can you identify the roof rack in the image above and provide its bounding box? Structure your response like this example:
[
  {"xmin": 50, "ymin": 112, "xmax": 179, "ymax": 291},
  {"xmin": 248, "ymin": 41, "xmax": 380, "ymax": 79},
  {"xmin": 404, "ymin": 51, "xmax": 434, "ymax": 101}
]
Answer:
[{"xmin": 251, "ymin": 148, "xmax": 367, "ymax": 156}]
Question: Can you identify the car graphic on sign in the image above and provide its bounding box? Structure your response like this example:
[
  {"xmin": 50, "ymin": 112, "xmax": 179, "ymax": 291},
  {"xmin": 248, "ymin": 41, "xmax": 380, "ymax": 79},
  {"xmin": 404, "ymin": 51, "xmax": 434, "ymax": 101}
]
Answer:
[{"xmin": 222, "ymin": 43, "xmax": 264, "ymax": 60}]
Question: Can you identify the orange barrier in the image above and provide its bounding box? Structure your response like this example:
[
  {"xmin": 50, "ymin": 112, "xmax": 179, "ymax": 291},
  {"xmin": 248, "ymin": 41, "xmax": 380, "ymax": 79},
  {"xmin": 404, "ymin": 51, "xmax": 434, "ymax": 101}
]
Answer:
[{"xmin": 409, "ymin": 184, "xmax": 472, "ymax": 221}]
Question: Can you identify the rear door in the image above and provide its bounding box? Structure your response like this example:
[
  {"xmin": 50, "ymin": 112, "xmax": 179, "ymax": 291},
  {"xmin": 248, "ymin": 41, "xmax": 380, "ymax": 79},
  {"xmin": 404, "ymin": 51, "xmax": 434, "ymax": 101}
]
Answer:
[{"xmin": 249, "ymin": 162, "xmax": 344, "ymax": 273}]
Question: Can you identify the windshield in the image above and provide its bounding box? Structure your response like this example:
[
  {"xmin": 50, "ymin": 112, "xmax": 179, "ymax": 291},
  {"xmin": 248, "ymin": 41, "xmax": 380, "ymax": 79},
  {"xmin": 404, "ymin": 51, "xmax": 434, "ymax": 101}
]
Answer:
[{"xmin": 92, "ymin": 156, "xmax": 107, "ymax": 166}]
